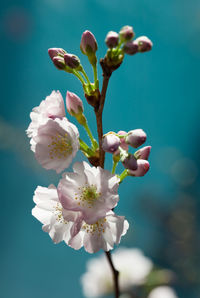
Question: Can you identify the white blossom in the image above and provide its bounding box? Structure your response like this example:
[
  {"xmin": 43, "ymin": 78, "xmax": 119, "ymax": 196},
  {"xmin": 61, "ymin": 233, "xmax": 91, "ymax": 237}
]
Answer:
[
  {"xmin": 33, "ymin": 117, "xmax": 79, "ymax": 173},
  {"xmin": 58, "ymin": 161, "xmax": 120, "ymax": 224},
  {"xmin": 148, "ymin": 286, "xmax": 178, "ymax": 298},
  {"xmin": 27, "ymin": 90, "xmax": 65, "ymax": 139}
]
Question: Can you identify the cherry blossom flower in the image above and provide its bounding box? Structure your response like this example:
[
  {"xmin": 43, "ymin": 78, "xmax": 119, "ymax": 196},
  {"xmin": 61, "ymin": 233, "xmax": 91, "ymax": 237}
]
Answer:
[
  {"xmin": 69, "ymin": 211, "xmax": 129, "ymax": 253},
  {"xmin": 148, "ymin": 286, "xmax": 178, "ymax": 298},
  {"xmin": 33, "ymin": 117, "xmax": 79, "ymax": 173},
  {"xmin": 26, "ymin": 90, "xmax": 65, "ymax": 139},
  {"xmin": 32, "ymin": 184, "xmax": 78, "ymax": 244},
  {"xmin": 58, "ymin": 161, "xmax": 120, "ymax": 224},
  {"xmin": 81, "ymin": 247, "xmax": 153, "ymax": 297},
  {"xmin": 32, "ymin": 185, "xmax": 128, "ymax": 254}
]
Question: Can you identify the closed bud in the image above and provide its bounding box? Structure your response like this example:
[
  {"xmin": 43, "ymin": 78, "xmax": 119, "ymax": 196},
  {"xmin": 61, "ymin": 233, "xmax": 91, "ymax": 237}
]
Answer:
[
  {"xmin": 135, "ymin": 146, "xmax": 151, "ymax": 160},
  {"xmin": 102, "ymin": 133, "xmax": 120, "ymax": 153},
  {"xmin": 123, "ymin": 41, "xmax": 138, "ymax": 55},
  {"xmin": 122, "ymin": 154, "xmax": 138, "ymax": 171},
  {"xmin": 66, "ymin": 91, "xmax": 84, "ymax": 115},
  {"xmin": 135, "ymin": 36, "xmax": 153, "ymax": 52},
  {"xmin": 128, "ymin": 159, "xmax": 150, "ymax": 177},
  {"xmin": 64, "ymin": 53, "xmax": 81, "ymax": 69},
  {"xmin": 80, "ymin": 30, "xmax": 98, "ymax": 55},
  {"xmin": 105, "ymin": 31, "xmax": 119, "ymax": 48},
  {"xmin": 48, "ymin": 48, "xmax": 66, "ymax": 60},
  {"xmin": 125, "ymin": 129, "xmax": 146, "ymax": 148},
  {"xmin": 52, "ymin": 56, "xmax": 66, "ymax": 70},
  {"xmin": 119, "ymin": 25, "xmax": 134, "ymax": 42},
  {"xmin": 118, "ymin": 130, "xmax": 129, "ymax": 151}
]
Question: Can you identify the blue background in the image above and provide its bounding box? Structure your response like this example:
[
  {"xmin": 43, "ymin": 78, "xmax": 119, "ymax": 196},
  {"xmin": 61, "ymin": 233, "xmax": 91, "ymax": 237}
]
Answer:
[{"xmin": 1, "ymin": 0, "xmax": 200, "ymax": 297}]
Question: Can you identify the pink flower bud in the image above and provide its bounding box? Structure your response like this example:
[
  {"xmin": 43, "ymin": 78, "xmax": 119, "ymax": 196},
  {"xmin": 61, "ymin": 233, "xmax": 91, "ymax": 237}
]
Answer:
[
  {"xmin": 66, "ymin": 91, "xmax": 83, "ymax": 115},
  {"xmin": 102, "ymin": 134, "xmax": 120, "ymax": 153},
  {"xmin": 122, "ymin": 154, "xmax": 138, "ymax": 171},
  {"xmin": 48, "ymin": 48, "xmax": 66, "ymax": 60},
  {"xmin": 125, "ymin": 129, "xmax": 147, "ymax": 148},
  {"xmin": 114, "ymin": 131, "xmax": 129, "ymax": 154},
  {"xmin": 80, "ymin": 30, "xmax": 98, "ymax": 55},
  {"xmin": 119, "ymin": 25, "xmax": 134, "ymax": 41},
  {"xmin": 123, "ymin": 41, "xmax": 138, "ymax": 55},
  {"xmin": 128, "ymin": 159, "xmax": 150, "ymax": 177},
  {"xmin": 135, "ymin": 146, "xmax": 151, "ymax": 160},
  {"xmin": 52, "ymin": 56, "xmax": 66, "ymax": 70},
  {"xmin": 135, "ymin": 36, "xmax": 153, "ymax": 52},
  {"xmin": 105, "ymin": 31, "xmax": 119, "ymax": 48},
  {"xmin": 64, "ymin": 54, "xmax": 80, "ymax": 69}
]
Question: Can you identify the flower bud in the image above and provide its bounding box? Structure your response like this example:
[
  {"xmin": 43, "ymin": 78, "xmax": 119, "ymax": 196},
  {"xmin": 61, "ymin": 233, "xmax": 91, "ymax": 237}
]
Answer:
[
  {"xmin": 48, "ymin": 48, "xmax": 66, "ymax": 60},
  {"xmin": 52, "ymin": 56, "xmax": 66, "ymax": 70},
  {"xmin": 135, "ymin": 146, "xmax": 151, "ymax": 160},
  {"xmin": 66, "ymin": 91, "xmax": 84, "ymax": 115},
  {"xmin": 123, "ymin": 41, "xmax": 138, "ymax": 55},
  {"xmin": 102, "ymin": 134, "xmax": 120, "ymax": 153},
  {"xmin": 80, "ymin": 30, "xmax": 98, "ymax": 55},
  {"xmin": 64, "ymin": 54, "xmax": 81, "ymax": 69},
  {"xmin": 122, "ymin": 154, "xmax": 138, "ymax": 171},
  {"xmin": 135, "ymin": 36, "xmax": 153, "ymax": 52},
  {"xmin": 128, "ymin": 159, "xmax": 150, "ymax": 177},
  {"xmin": 118, "ymin": 131, "xmax": 129, "ymax": 151},
  {"xmin": 119, "ymin": 25, "xmax": 134, "ymax": 42},
  {"xmin": 125, "ymin": 129, "xmax": 146, "ymax": 148},
  {"xmin": 105, "ymin": 31, "xmax": 119, "ymax": 48},
  {"xmin": 114, "ymin": 131, "xmax": 129, "ymax": 156}
]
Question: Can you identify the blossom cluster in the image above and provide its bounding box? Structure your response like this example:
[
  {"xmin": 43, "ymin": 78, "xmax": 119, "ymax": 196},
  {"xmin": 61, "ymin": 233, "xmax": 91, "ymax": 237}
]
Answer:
[
  {"xmin": 27, "ymin": 91, "xmax": 129, "ymax": 253},
  {"xmin": 27, "ymin": 26, "xmax": 152, "ymax": 256}
]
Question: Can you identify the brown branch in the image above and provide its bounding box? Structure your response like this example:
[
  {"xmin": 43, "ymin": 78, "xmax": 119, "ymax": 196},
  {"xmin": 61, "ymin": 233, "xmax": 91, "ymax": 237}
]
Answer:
[
  {"xmin": 105, "ymin": 251, "xmax": 120, "ymax": 298},
  {"xmin": 95, "ymin": 73, "xmax": 110, "ymax": 168},
  {"xmin": 94, "ymin": 58, "xmax": 120, "ymax": 298}
]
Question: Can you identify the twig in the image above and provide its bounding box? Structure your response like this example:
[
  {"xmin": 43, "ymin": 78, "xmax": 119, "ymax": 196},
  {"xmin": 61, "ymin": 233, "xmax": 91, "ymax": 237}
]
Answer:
[
  {"xmin": 105, "ymin": 251, "xmax": 120, "ymax": 298},
  {"xmin": 94, "ymin": 58, "xmax": 120, "ymax": 298}
]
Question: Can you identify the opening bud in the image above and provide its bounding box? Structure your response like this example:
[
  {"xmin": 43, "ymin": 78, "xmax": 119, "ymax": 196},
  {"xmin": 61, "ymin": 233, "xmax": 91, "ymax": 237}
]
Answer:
[
  {"xmin": 128, "ymin": 159, "xmax": 150, "ymax": 177},
  {"xmin": 122, "ymin": 154, "xmax": 138, "ymax": 171},
  {"xmin": 135, "ymin": 36, "xmax": 153, "ymax": 52},
  {"xmin": 64, "ymin": 54, "xmax": 81, "ymax": 69},
  {"xmin": 134, "ymin": 146, "xmax": 151, "ymax": 160},
  {"xmin": 123, "ymin": 41, "xmax": 138, "ymax": 55},
  {"xmin": 119, "ymin": 25, "xmax": 135, "ymax": 42},
  {"xmin": 105, "ymin": 31, "xmax": 119, "ymax": 48},
  {"xmin": 66, "ymin": 91, "xmax": 84, "ymax": 115},
  {"xmin": 102, "ymin": 133, "xmax": 120, "ymax": 153},
  {"xmin": 125, "ymin": 129, "xmax": 147, "ymax": 148},
  {"xmin": 80, "ymin": 30, "xmax": 98, "ymax": 56}
]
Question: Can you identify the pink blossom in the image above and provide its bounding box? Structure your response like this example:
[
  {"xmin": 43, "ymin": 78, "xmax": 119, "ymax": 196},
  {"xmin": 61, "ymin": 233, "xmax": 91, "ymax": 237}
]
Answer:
[
  {"xmin": 26, "ymin": 90, "xmax": 65, "ymax": 139},
  {"xmin": 33, "ymin": 118, "xmax": 79, "ymax": 173},
  {"xmin": 58, "ymin": 161, "xmax": 120, "ymax": 224},
  {"xmin": 68, "ymin": 211, "xmax": 129, "ymax": 253}
]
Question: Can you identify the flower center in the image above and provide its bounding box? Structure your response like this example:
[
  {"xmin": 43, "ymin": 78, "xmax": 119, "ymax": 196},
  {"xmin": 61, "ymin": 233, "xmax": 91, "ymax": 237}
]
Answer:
[
  {"xmin": 53, "ymin": 203, "xmax": 68, "ymax": 224},
  {"xmin": 75, "ymin": 184, "xmax": 101, "ymax": 207},
  {"xmin": 82, "ymin": 218, "xmax": 107, "ymax": 235},
  {"xmin": 48, "ymin": 133, "xmax": 73, "ymax": 159}
]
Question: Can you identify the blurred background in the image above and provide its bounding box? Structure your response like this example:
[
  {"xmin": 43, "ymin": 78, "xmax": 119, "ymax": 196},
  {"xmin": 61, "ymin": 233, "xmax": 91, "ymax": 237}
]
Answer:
[{"xmin": 1, "ymin": 0, "xmax": 200, "ymax": 297}]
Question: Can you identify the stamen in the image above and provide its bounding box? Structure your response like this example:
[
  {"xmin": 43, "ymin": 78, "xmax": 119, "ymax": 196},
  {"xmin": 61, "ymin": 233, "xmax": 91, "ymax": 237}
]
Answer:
[
  {"xmin": 48, "ymin": 133, "xmax": 73, "ymax": 159},
  {"xmin": 53, "ymin": 203, "xmax": 68, "ymax": 224},
  {"xmin": 82, "ymin": 218, "xmax": 107, "ymax": 236},
  {"xmin": 76, "ymin": 184, "xmax": 101, "ymax": 207}
]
